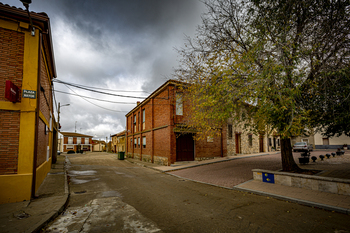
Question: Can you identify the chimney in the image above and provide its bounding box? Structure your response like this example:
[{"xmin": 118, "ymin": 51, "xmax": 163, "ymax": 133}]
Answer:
[{"xmin": 137, "ymin": 101, "xmax": 140, "ymax": 105}]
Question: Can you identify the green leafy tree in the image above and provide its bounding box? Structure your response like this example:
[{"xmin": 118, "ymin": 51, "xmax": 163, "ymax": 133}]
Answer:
[{"xmin": 176, "ymin": 0, "xmax": 350, "ymax": 171}]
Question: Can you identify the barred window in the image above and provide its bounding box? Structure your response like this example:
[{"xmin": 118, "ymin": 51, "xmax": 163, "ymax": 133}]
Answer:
[{"xmin": 248, "ymin": 134, "xmax": 253, "ymax": 147}]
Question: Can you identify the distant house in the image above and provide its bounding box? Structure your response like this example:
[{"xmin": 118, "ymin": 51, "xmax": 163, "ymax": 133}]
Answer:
[
  {"xmin": 60, "ymin": 132, "xmax": 93, "ymax": 152},
  {"xmin": 112, "ymin": 130, "xmax": 126, "ymax": 153},
  {"xmin": 314, "ymin": 132, "xmax": 350, "ymax": 149},
  {"xmin": 226, "ymin": 119, "xmax": 272, "ymax": 156},
  {"xmin": 116, "ymin": 131, "xmax": 126, "ymax": 153},
  {"xmin": 125, "ymin": 80, "xmax": 227, "ymax": 166},
  {"xmin": 111, "ymin": 134, "xmax": 117, "ymax": 153},
  {"xmin": 92, "ymin": 140, "xmax": 106, "ymax": 152},
  {"xmin": 292, "ymin": 131, "xmax": 350, "ymax": 150}
]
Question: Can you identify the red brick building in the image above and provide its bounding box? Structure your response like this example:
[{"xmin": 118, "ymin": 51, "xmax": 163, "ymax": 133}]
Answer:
[
  {"xmin": 60, "ymin": 132, "xmax": 93, "ymax": 152},
  {"xmin": 125, "ymin": 80, "xmax": 227, "ymax": 165}
]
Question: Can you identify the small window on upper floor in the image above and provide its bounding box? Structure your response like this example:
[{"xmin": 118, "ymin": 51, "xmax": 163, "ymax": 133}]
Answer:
[
  {"xmin": 134, "ymin": 115, "xmax": 137, "ymax": 132},
  {"xmin": 176, "ymin": 93, "xmax": 183, "ymax": 116},
  {"xmin": 68, "ymin": 137, "xmax": 73, "ymax": 144},
  {"xmin": 142, "ymin": 109, "xmax": 145, "ymax": 130},
  {"xmin": 138, "ymin": 112, "xmax": 140, "ymax": 131},
  {"xmin": 228, "ymin": 124, "xmax": 233, "ymax": 139},
  {"xmin": 248, "ymin": 134, "xmax": 253, "ymax": 147}
]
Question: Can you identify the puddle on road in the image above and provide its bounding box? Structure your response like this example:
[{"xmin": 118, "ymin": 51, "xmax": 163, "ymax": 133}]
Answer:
[
  {"xmin": 69, "ymin": 170, "xmax": 97, "ymax": 176},
  {"xmin": 101, "ymin": 190, "xmax": 123, "ymax": 198},
  {"xmin": 114, "ymin": 171, "xmax": 135, "ymax": 178},
  {"xmin": 70, "ymin": 177, "xmax": 100, "ymax": 184},
  {"xmin": 70, "ymin": 178, "xmax": 92, "ymax": 184}
]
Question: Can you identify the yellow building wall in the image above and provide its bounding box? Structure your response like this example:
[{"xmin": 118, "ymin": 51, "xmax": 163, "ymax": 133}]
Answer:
[{"xmin": 0, "ymin": 19, "xmax": 53, "ymax": 203}]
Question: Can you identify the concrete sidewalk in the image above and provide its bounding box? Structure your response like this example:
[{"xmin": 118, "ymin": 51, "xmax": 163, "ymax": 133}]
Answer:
[
  {"xmin": 126, "ymin": 151, "xmax": 350, "ymax": 215},
  {"xmin": 0, "ymin": 155, "xmax": 69, "ymax": 233}
]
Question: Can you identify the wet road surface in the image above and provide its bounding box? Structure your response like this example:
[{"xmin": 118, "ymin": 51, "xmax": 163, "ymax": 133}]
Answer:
[{"xmin": 45, "ymin": 152, "xmax": 350, "ymax": 233}]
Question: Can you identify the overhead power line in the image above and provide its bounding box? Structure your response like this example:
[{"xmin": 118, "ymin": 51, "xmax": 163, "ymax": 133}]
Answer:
[
  {"xmin": 54, "ymin": 90, "xmax": 136, "ymax": 104},
  {"xmin": 53, "ymin": 79, "xmax": 148, "ymax": 99},
  {"xmin": 64, "ymin": 84, "xmax": 129, "ymax": 112}
]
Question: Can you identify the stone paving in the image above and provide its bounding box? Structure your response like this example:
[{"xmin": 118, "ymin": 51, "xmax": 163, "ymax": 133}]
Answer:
[{"xmin": 168, "ymin": 150, "xmax": 350, "ymax": 188}]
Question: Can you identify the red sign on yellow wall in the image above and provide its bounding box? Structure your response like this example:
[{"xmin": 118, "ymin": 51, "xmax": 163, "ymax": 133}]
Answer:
[{"xmin": 5, "ymin": 80, "xmax": 20, "ymax": 103}]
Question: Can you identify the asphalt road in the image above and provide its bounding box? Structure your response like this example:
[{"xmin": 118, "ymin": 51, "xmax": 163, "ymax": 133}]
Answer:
[
  {"xmin": 45, "ymin": 152, "xmax": 350, "ymax": 233},
  {"xmin": 169, "ymin": 150, "xmax": 350, "ymax": 187}
]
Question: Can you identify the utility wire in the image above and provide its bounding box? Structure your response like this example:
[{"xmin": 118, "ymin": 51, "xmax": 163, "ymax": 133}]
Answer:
[
  {"xmin": 53, "ymin": 79, "xmax": 168, "ymax": 100},
  {"xmin": 54, "ymin": 79, "xmax": 148, "ymax": 98},
  {"xmin": 64, "ymin": 85, "xmax": 129, "ymax": 112},
  {"xmin": 56, "ymin": 89, "xmax": 173, "ymax": 107},
  {"xmin": 54, "ymin": 90, "xmax": 136, "ymax": 104},
  {"xmin": 53, "ymin": 79, "xmax": 150, "ymax": 93}
]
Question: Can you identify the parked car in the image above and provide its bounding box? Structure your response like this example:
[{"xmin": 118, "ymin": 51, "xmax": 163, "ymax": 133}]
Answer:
[{"xmin": 293, "ymin": 142, "xmax": 313, "ymax": 152}]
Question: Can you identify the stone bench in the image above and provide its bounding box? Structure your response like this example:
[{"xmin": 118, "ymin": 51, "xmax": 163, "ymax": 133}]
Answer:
[{"xmin": 252, "ymin": 169, "xmax": 350, "ymax": 196}]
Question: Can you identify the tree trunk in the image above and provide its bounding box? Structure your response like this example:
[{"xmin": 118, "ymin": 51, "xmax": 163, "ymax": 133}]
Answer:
[{"xmin": 280, "ymin": 138, "xmax": 301, "ymax": 172}]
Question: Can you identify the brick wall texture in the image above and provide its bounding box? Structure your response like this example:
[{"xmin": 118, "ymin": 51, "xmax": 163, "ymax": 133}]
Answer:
[
  {"xmin": 0, "ymin": 27, "xmax": 24, "ymax": 174},
  {"xmin": 37, "ymin": 119, "xmax": 49, "ymax": 167},
  {"xmin": 0, "ymin": 27, "xmax": 24, "ymax": 102},
  {"xmin": 39, "ymin": 54, "xmax": 52, "ymax": 122},
  {"xmin": 126, "ymin": 82, "xmax": 226, "ymax": 165},
  {"xmin": 0, "ymin": 110, "xmax": 20, "ymax": 174},
  {"xmin": 36, "ymin": 53, "xmax": 53, "ymax": 167}
]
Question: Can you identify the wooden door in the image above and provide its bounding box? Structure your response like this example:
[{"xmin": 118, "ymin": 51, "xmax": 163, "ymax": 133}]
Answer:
[
  {"xmin": 176, "ymin": 134, "xmax": 194, "ymax": 161},
  {"xmin": 323, "ymin": 138, "xmax": 329, "ymax": 145},
  {"xmin": 259, "ymin": 135, "xmax": 264, "ymax": 152},
  {"xmin": 235, "ymin": 133, "xmax": 241, "ymax": 154}
]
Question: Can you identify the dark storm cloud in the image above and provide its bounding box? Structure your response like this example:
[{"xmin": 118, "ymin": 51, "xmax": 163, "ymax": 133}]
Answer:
[
  {"xmin": 37, "ymin": 0, "xmax": 205, "ymax": 89},
  {"xmin": 4, "ymin": 0, "xmax": 206, "ymax": 138}
]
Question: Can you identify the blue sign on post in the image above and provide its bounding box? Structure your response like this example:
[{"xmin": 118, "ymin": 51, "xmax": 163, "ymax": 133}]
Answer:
[{"xmin": 262, "ymin": 173, "xmax": 275, "ymax": 183}]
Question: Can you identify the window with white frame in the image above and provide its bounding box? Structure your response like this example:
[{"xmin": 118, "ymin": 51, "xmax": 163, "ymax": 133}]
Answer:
[
  {"xmin": 176, "ymin": 93, "xmax": 183, "ymax": 115},
  {"xmin": 142, "ymin": 136, "xmax": 146, "ymax": 148},
  {"xmin": 134, "ymin": 138, "xmax": 137, "ymax": 148},
  {"xmin": 138, "ymin": 137, "xmax": 140, "ymax": 148},
  {"xmin": 68, "ymin": 137, "xmax": 73, "ymax": 144},
  {"xmin": 67, "ymin": 145, "xmax": 74, "ymax": 150},
  {"xmin": 77, "ymin": 137, "xmax": 81, "ymax": 144}
]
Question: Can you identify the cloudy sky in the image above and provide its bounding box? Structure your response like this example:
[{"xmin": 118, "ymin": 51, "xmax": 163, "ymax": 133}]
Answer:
[{"xmin": 4, "ymin": 0, "xmax": 206, "ymax": 140}]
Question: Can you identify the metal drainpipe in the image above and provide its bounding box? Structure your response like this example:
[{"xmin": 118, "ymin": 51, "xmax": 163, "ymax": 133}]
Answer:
[{"xmin": 31, "ymin": 32, "xmax": 42, "ymax": 199}]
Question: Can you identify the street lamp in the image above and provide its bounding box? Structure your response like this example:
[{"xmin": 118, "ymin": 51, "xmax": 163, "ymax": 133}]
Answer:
[
  {"xmin": 58, "ymin": 102, "xmax": 70, "ymax": 131},
  {"xmin": 20, "ymin": 0, "xmax": 35, "ymax": 36}
]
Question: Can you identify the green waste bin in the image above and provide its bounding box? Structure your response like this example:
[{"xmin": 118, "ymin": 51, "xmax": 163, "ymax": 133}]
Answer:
[{"xmin": 118, "ymin": 152, "xmax": 125, "ymax": 160}]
